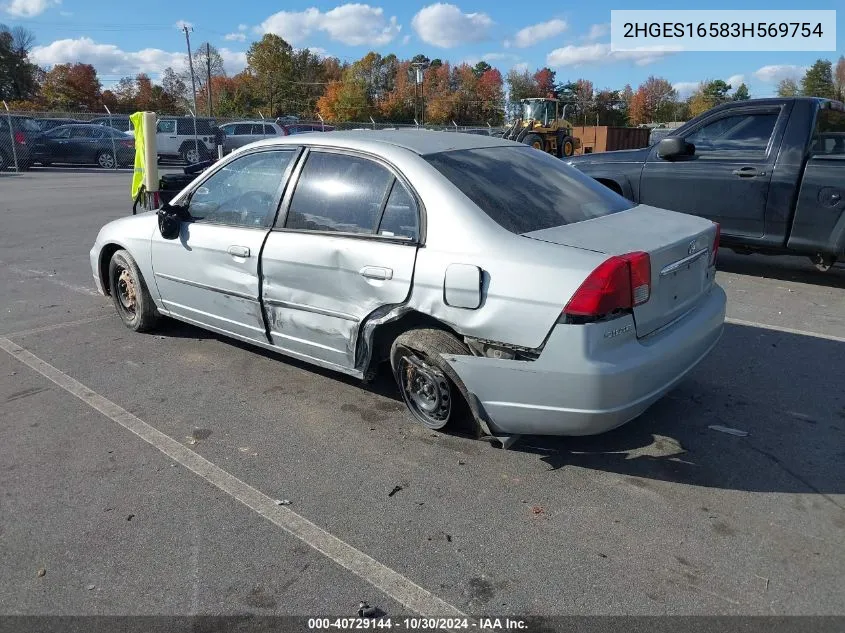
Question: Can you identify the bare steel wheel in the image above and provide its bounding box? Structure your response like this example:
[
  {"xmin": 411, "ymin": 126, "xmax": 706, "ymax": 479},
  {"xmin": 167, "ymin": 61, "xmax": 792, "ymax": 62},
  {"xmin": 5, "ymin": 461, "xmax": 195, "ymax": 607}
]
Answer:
[
  {"xmin": 108, "ymin": 249, "xmax": 159, "ymax": 332},
  {"xmin": 390, "ymin": 328, "xmax": 477, "ymax": 433},
  {"xmin": 398, "ymin": 353, "xmax": 452, "ymax": 428}
]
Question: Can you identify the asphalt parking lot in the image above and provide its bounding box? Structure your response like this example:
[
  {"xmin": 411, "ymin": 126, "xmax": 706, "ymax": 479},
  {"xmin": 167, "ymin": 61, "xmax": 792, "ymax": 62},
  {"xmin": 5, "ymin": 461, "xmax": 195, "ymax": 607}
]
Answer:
[{"xmin": 1, "ymin": 169, "xmax": 844, "ymax": 619}]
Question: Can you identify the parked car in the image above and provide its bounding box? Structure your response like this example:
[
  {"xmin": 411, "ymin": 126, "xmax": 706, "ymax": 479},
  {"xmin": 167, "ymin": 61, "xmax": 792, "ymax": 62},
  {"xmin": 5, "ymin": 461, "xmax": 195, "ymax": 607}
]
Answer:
[
  {"xmin": 42, "ymin": 124, "xmax": 134, "ymax": 168},
  {"xmin": 155, "ymin": 116, "xmax": 224, "ymax": 164},
  {"xmin": 0, "ymin": 115, "xmax": 48, "ymax": 170},
  {"xmin": 220, "ymin": 121, "xmax": 285, "ymax": 153},
  {"xmin": 568, "ymin": 97, "xmax": 845, "ymax": 271},
  {"xmin": 281, "ymin": 122, "xmax": 334, "ymax": 135},
  {"xmin": 36, "ymin": 117, "xmax": 86, "ymax": 132},
  {"xmin": 90, "ymin": 115, "xmax": 133, "ymax": 134},
  {"xmin": 89, "ymin": 131, "xmax": 724, "ymax": 445}
]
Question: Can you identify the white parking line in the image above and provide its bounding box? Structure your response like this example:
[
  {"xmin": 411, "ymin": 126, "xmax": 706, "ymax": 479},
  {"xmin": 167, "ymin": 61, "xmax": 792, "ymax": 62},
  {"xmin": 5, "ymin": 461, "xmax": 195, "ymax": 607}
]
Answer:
[
  {"xmin": 8, "ymin": 265, "xmax": 99, "ymax": 296},
  {"xmin": 0, "ymin": 336, "xmax": 466, "ymax": 620},
  {"xmin": 2, "ymin": 315, "xmax": 111, "ymax": 339},
  {"xmin": 725, "ymin": 317, "xmax": 845, "ymax": 343}
]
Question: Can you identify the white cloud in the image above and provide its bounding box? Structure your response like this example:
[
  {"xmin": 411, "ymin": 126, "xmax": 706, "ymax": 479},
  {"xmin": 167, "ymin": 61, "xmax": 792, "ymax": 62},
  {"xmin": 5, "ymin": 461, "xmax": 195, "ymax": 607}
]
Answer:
[
  {"xmin": 508, "ymin": 19, "xmax": 567, "ymax": 49},
  {"xmin": 753, "ymin": 65, "xmax": 805, "ymax": 83},
  {"xmin": 2, "ymin": 0, "xmax": 58, "ymax": 17},
  {"xmin": 174, "ymin": 20, "xmax": 193, "ymax": 30},
  {"xmin": 512, "ymin": 62, "xmax": 529, "ymax": 73},
  {"xmin": 224, "ymin": 32, "xmax": 246, "ymax": 42},
  {"xmin": 411, "ymin": 3, "xmax": 493, "ymax": 48},
  {"xmin": 259, "ymin": 4, "xmax": 400, "ymax": 46},
  {"xmin": 237, "ymin": 24, "xmax": 247, "ymax": 32},
  {"xmin": 31, "ymin": 37, "xmax": 247, "ymax": 79},
  {"xmin": 584, "ymin": 23, "xmax": 609, "ymax": 41},
  {"xmin": 402, "ymin": 34, "xmax": 411, "ymax": 45},
  {"xmin": 463, "ymin": 52, "xmax": 518, "ymax": 66},
  {"xmin": 306, "ymin": 46, "xmax": 330, "ymax": 58},
  {"xmin": 546, "ymin": 42, "xmax": 669, "ymax": 68},
  {"xmin": 672, "ymin": 81, "xmax": 700, "ymax": 99},
  {"xmin": 726, "ymin": 74, "xmax": 745, "ymax": 87}
]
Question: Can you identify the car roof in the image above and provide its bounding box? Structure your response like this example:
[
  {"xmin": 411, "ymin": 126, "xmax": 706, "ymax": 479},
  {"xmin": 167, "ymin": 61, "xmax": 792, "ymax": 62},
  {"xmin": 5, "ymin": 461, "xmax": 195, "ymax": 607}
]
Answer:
[
  {"xmin": 251, "ymin": 128, "xmax": 514, "ymax": 156},
  {"xmin": 225, "ymin": 120, "xmax": 278, "ymax": 125}
]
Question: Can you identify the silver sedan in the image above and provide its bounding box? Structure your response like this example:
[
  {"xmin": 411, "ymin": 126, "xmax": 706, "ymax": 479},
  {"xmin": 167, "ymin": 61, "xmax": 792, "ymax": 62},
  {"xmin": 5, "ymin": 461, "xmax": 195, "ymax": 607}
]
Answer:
[{"xmin": 89, "ymin": 131, "xmax": 726, "ymax": 445}]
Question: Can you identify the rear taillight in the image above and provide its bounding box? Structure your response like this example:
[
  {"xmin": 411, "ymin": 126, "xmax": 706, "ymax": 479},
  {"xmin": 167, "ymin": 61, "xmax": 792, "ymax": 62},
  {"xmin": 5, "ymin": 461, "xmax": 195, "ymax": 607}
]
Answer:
[
  {"xmin": 120, "ymin": 139, "xmax": 134, "ymax": 148},
  {"xmin": 14, "ymin": 131, "xmax": 25, "ymax": 145},
  {"xmin": 710, "ymin": 223, "xmax": 720, "ymax": 265},
  {"xmin": 563, "ymin": 251, "xmax": 651, "ymax": 319}
]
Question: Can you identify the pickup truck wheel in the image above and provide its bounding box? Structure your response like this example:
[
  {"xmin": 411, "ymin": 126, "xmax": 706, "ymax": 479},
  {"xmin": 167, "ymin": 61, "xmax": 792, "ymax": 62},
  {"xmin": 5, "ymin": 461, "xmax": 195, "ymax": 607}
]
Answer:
[
  {"xmin": 812, "ymin": 254, "xmax": 836, "ymax": 272},
  {"xmin": 390, "ymin": 328, "xmax": 474, "ymax": 432},
  {"xmin": 108, "ymin": 249, "xmax": 159, "ymax": 332}
]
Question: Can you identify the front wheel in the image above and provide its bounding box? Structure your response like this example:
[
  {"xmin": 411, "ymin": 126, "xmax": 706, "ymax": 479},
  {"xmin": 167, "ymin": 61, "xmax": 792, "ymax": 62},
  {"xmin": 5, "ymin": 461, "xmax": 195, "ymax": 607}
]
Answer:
[
  {"xmin": 390, "ymin": 328, "xmax": 474, "ymax": 431},
  {"xmin": 523, "ymin": 133, "xmax": 544, "ymax": 151},
  {"xmin": 561, "ymin": 136, "xmax": 576, "ymax": 157},
  {"xmin": 108, "ymin": 250, "xmax": 159, "ymax": 332}
]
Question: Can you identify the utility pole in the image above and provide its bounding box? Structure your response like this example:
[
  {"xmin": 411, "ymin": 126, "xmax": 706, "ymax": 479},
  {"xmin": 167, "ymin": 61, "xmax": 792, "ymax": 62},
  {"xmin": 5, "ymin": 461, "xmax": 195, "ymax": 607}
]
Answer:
[
  {"xmin": 181, "ymin": 24, "xmax": 199, "ymax": 161},
  {"xmin": 206, "ymin": 42, "xmax": 212, "ymax": 118}
]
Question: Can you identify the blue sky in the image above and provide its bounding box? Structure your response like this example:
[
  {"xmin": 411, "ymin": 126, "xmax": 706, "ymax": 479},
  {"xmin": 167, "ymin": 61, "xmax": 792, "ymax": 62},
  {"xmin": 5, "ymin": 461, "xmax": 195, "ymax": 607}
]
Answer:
[{"xmin": 3, "ymin": 0, "xmax": 842, "ymax": 98}]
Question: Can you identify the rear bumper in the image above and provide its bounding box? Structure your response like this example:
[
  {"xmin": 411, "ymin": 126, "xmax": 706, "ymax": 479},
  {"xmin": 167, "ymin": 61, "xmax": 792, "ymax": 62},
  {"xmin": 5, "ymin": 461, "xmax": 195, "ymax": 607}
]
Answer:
[{"xmin": 445, "ymin": 284, "xmax": 726, "ymax": 436}]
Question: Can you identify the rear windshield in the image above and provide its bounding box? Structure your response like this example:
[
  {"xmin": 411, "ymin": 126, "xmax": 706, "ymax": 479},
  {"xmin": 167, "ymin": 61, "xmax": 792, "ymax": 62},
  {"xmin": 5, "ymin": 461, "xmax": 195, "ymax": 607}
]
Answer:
[{"xmin": 424, "ymin": 146, "xmax": 632, "ymax": 234}]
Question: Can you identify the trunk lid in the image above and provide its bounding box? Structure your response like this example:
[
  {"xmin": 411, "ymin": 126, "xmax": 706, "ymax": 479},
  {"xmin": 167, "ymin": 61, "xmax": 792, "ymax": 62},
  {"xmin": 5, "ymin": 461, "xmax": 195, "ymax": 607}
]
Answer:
[{"xmin": 523, "ymin": 205, "xmax": 718, "ymax": 337}]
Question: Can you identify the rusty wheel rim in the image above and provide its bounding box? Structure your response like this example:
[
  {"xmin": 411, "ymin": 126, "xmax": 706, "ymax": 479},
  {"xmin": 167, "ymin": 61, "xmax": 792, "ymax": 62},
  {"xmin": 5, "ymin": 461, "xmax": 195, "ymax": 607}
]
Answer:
[
  {"xmin": 398, "ymin": 352, "xmax": 451, "ymax": 429},
  {"xmin": 116, "ymin": 267, "xmax": 137, "ymax": 315}
]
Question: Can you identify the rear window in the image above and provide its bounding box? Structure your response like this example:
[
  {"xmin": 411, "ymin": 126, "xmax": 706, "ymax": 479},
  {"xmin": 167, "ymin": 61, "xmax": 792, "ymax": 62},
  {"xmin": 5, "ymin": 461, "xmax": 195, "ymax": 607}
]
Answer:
[
  {"xmin": 177, "ymin": 119, "xmax": 214, "ymax": 135},
  {"xmin": 811, "ymin": 107, "xmax": 845, "ymax": 156},
  {"xmin": 14, "ymin": 118, "xmax": 41, "ymax": 132},
  {"xmin": 424, "ymin": 146, "xmax": 632, "ymax": 234}
]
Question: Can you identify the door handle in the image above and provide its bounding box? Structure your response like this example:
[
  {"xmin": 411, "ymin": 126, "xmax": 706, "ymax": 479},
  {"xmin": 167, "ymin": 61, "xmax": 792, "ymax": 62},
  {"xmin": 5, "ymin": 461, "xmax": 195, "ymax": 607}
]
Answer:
[
  {"xmin": 227, "ymin": 245, "xmax": 250, "ymax": 258},
  {"xmin": 359, "ymin": 266, "xmax": 393, "ymax": 280},
  {"xmin": 732, "ymin": 167, "xmax": 760, "ymax": 178}
]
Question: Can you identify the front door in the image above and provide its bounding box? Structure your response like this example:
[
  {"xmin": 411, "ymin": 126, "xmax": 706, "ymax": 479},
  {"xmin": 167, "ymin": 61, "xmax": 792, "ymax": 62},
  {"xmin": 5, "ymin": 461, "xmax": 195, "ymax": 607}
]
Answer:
[
  {"xmin": 150, "ymin": 148, "xmax": 299, "ymax": 341},
  {"xmin": 261, "ymin": 149, "xmax": 420, "ymax": 370},
  {"xmin": 639, "ymin": 105, "xmax": 785, "ymax": 238}
]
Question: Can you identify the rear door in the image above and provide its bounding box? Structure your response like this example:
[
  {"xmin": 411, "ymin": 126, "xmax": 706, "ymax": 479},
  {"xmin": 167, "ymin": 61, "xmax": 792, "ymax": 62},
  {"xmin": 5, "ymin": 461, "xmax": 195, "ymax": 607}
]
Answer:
[
  {"xmin": 66, "ymin": 126, "xmax": 98, "ymax": 163},
  {"xmin": 261, "ymin": 149, "xmax": 420, "ymax": 370},
  {"xmin": 150, "ymin": 148, "xmax": 300, "ymax": 341},
  {"xmin": 639, "ymin": 105, "xmax": 786, "ymax": 238}
]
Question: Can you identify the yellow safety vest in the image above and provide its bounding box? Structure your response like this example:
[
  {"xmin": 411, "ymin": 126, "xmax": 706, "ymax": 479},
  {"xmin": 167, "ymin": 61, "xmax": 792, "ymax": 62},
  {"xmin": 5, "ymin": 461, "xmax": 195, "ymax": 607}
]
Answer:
[{"xmin": 130, "ymin": 111, "xmax": 145, "ymax": 199}]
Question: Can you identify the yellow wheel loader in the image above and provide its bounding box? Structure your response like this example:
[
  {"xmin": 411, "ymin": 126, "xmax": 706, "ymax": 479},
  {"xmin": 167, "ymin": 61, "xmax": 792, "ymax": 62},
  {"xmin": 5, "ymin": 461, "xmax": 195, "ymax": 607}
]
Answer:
[{"xmin": 501, "ymin": 98, "xmax": 581, "ymax": 158}]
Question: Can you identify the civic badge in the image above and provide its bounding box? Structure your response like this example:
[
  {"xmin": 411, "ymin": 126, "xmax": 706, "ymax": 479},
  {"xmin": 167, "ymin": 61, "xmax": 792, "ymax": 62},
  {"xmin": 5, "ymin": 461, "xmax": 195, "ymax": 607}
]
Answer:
[{"xmin": 688, "ymin": 240, "xmax": 698, "ymax": 255}]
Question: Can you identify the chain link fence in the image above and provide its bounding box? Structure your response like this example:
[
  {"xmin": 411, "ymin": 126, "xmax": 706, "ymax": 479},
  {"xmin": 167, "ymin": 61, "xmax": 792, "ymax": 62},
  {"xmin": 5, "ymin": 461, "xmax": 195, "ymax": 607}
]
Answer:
[{"xmin": 1, "ymin": 107, "xmax": 505, "ymax": 174}]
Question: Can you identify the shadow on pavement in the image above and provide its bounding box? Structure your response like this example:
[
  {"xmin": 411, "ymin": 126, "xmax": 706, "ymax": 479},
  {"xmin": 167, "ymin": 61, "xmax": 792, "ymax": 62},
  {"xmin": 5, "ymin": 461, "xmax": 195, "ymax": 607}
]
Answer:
[
  {"xmin": 154, "ymin": 318, "xmax": 844, "ymax": 496},
  {"xmin": 717, "ymin": 250, "xmax": 845, "ymax": 289}
]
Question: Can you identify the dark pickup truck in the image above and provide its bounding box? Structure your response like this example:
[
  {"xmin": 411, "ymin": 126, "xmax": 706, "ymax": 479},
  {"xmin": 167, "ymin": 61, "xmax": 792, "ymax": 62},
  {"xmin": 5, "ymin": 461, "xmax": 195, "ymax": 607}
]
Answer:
[{"xmin": 567, "ymin": 98, "xmax": 845, "ymax": 270}]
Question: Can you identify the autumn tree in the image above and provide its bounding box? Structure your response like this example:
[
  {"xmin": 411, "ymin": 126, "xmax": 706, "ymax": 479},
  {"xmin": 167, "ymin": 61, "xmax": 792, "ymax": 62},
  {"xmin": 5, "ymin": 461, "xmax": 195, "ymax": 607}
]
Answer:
[
  {"xmin": 777, "ymin": 78, "xmax": 799, "ymax": 97},
  {"xmin": 573, "ymin": 79, "xmax": 594, "ymax": 124},
  {"xmin": 801, "ymin": 59, "xmax": 835, "ymax": 99},
  {"xmin": 628, "ymin": 76, "xmax": 676, "ymax": 124},
  {"xmin": 379, "ymin": 60, "xmax": 416, "ymax": 122},
  {"xmin": 688, "ymin": 79, "xmax": 732, "ymax": 117},
  {"xmin": 161, "ymin": 67, "xmax": 188, "ymax": 110},
  {"xmin": 189, "ymin": 42, "xmax": 226, "ymax": 115},
  {"xmin": 533, "ymin": 67, "xmax": 555, "ymax": 97},
  {"xmin": 42, "ymin": 63, "xmax": 102, "ymax": 110},
  {"xmin": 476, "ymin": 67, "xmax": 504, "ymax": 124},
  {"xmin": 834, "ymin": 56, "xmax": 845, "ymax": 101}
]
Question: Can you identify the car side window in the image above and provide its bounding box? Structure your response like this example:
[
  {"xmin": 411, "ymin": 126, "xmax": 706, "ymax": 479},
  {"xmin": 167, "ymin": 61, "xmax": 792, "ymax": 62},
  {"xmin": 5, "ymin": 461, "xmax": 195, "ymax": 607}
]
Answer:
[
  {"xmin": 264, "ymin": 125, "xmax": 277, "ymax": 135},
  {"xmin": 157, "ymin": 120, "xmax": 176, "ymax": 134},
  {"xmin": 378, "ymin": 181, "xmax": 419, "ymax": 241},
  {"xmin": 220, "ymin": 124, "xmax": 234, "ymax": 135},
  {"xmin": 685, "ymin": 112, "xmax": 778, "ymax": 156},
  {"xmin": 50, "ymin": 127, "xmax": 71, "ymax": 139},
  {"xmin": 234, "ymin": 123, "xmax": 252, "ymax": 135},
  {"xmin": 188, "ymin": 150, "xmax": 295, "ymax": 228},
  {"xmin": 810, "ymin": 109, "xmax": 845, "ymax": 156},
  {"xmin": 284, "ymin": 152, "xmax": 394, "ymax": 234}
]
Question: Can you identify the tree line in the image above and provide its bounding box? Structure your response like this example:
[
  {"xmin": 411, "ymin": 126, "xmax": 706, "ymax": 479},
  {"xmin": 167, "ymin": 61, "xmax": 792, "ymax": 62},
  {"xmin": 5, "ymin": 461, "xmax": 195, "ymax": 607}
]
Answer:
[{"xmin": 2, "ymin": 24, "xmax": 844, "ymax": 126}]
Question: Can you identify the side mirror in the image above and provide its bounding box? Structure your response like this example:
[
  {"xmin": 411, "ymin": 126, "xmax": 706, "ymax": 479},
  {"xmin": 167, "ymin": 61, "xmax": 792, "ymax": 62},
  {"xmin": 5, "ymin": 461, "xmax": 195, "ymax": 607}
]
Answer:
[
  {"xmin": 657, "ymin": 137, "xmax": 695, "ymax": 159},
  {"xmin": 157, "ymin": 203, "xmax": 189, "ymax": 240}
]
